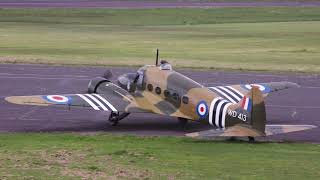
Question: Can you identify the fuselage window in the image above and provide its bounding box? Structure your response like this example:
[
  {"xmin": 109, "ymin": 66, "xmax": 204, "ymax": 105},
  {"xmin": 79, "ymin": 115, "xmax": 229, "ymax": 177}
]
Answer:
[
  {"xmin": 155, "ymin": 87, "xmax": 161, "ymax": 95},
  {"xmin": 172, "ymin": 93, "xmax": 179, "ymax": 101},
  {"xmin": 147, "ymin": 84, "xmax": 153, "ymax": 91},
  {"xmin": 182, "ymin": 96, "xmax": 189, "ymax": 104},
  {"xmin": 164, "ymin": 90, "xmax": 170, "ymax": 97}
]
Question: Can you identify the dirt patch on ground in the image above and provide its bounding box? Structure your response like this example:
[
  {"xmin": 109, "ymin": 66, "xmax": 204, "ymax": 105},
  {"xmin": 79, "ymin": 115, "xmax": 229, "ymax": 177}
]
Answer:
[
  {"xmin": 113, "ymin": 167, "xmax": 152, "ymax": 179},
  {"xmin": 40, "ymin": 149, "xmax": 154, "ymax": 179},
  {"xmin": 62, "ymin": 168, "xmax": 108, "ymax": 180},
  {"xmin": 0, "ymin": 57, "xmax": 53, "ymax": 65}
]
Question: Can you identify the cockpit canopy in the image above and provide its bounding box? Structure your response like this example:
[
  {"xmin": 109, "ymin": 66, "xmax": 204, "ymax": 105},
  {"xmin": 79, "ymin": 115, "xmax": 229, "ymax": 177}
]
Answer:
[
  {"xmin": 117, "ymin": 66, "xmax": 146, "ymax": 91},
  {"xmin": 117, "ymin": 62, "xmax": 173, "ymax": 92},
  {"xmin": 159, "ymin": 60, "xmax": 172, "ymax": 70},
  {"xmin": 117, "ymin": 72, "xmax": 137, "ymax": 90}
]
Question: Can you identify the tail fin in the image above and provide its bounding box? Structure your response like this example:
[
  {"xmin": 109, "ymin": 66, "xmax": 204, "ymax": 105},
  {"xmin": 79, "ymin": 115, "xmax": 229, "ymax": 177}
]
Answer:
[
  {"xmin": 186, "ymin": 86, "xmax": 317, "ymax": 138},
  {"xmin": 239, "ymin": 86, "xmax": 266, "ymax": 135}
]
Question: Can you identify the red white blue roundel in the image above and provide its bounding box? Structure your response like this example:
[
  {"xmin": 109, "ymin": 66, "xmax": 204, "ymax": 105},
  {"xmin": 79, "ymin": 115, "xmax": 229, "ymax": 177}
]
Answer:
[
  {"xmin": 44, "ymin": 95, "xmax": 70, "ymax": 104},
  {"xmin": 196, "ymin": 101, "xmax": 208, "ymax": 118},
  {"xmin": 242, "ymin": 84, "xmax": 271, "ymax": 93}
]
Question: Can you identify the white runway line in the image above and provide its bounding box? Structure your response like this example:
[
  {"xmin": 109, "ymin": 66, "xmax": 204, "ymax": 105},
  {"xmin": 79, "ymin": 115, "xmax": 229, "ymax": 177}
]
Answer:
[
  {"xmin": 217, "ymin": 73, "xmax": 288, "ymax": 78},
  {"xmin": 0, "ymin": 73, "xmax": 89, "ymax": 78},
  {"xmin": 0, "ymin": 76, "xmax": 90, "ymax": 80},
  {"xmin": 201, "ymin": 82, "xmax": 320, "ymax": 89},
  {"xmin": 267, "ymin": 105, "xmax": 320, "ymax": 109},
  {"xmin": 0, "ymin": 66, "xmax": 72, "ymax": 71},
  {"xmin": 303, "ymin": 86, "xmax": 320, "ymax": 89}
]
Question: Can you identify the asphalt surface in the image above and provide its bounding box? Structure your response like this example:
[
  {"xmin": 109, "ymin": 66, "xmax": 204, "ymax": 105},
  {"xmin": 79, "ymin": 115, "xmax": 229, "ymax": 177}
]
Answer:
[
  {"xmin": 0, "ymin": 0, "xmax": 319, "ymax": 8},
  {"xmin": 0, "ymin": 64, "xmax": 319, "ymax": 142}
]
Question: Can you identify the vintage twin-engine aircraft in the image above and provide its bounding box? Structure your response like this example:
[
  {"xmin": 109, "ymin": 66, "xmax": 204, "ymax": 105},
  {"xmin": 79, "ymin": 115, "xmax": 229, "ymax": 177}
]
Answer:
[{"xmin": 5, "ymin": 52, "xmax": 316, "ymax": 141}]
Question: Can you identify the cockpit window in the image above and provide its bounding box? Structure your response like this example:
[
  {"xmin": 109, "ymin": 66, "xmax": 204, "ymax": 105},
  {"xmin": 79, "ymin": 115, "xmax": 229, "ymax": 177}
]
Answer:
[
  {"xmin": 159, "ymin": 60, "xmax": 172, "ymax": 70},
  {"xmin": 136, "ymin": 69, "xmax": 145, "ymax": 87},
  {"xmin": 137, "ymin": 74, "xmax": 143, "ymax": 86}
]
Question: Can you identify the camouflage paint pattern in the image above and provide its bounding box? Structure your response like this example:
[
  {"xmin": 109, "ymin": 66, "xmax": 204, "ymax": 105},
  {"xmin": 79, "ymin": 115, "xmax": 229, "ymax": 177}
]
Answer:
[{"xmin": 5, "ymin": 64, "xmax": 310, "ymax": 137}]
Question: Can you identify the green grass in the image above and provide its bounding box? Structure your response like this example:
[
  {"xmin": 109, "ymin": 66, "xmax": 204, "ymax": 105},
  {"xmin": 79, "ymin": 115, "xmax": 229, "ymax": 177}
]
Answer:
[
  {"xmin": 1, "ymin": 8, "xmax": 320, "ymax": 25},
  {"xmin": 152, "ymin": 0, "xmax": 319, "ymax": 1},
  {"xmin": 0, "ymin": 8, "xmax": 320, "ymax": 72},
  {"xmin": 0, "ymin": 133, "xmax": 319, "ymax": 179}
]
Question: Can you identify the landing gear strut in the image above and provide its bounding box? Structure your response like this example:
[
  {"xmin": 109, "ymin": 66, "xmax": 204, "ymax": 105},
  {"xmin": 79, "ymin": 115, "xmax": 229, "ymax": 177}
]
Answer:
[
  {"xmin": 108, "ymin": 112, "xmax": 130, "ymax": 126},
  {"xmin": 178, "ymin": 117, "xmax": 188, "ymax": 128},
  {"xmin": 248, "ymin": 136, "xmax": 255, "ymax": 143}
]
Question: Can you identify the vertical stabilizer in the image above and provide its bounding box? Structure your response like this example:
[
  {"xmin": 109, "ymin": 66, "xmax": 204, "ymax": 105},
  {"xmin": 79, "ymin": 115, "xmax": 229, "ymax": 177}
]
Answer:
[
  {"xmin": 186, "ymin": 86, "xmax": 316, "ymax": 139},
  {"xmin": 239, "ymin": 86, "xmax": 266, "ymax": 135}
]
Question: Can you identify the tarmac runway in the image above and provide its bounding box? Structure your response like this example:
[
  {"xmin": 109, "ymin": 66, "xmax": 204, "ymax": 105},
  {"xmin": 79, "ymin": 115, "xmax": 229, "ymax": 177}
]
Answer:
[
  {"xmin": 0, "ymin": 0, "xmax": 320, "ymax": 8},
  {"xmin": 0, "ymin": 64, "xmax": 319, "ymax": 142}
]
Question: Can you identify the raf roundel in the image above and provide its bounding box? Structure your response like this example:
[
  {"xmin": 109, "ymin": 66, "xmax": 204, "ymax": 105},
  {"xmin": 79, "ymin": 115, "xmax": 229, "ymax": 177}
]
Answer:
[
  {"xmin": 196, "ymin": 101, "xmax": 208, "ymax": 118},
  {"xmin": 44, "ymin": 95, "xmax": 70, "ymax": 104},
  {"xmin": 242, "ymin": 84, "xmax": 271, "ymax": 94}
]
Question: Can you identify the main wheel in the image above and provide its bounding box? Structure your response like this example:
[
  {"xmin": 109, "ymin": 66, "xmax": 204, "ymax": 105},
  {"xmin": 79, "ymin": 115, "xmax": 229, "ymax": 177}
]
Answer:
[
  {"xmin": 108, "ymin": 112, "xmax": 119, "ymax": 126},
  {"xmin": 178, "ymin": 117, "xmax": 188, "ymax": 128},
  {"xmin": 248, "ymin": 136, "xmax": 255, "ymax": 143},
  {"xmin": 108, "ymin": 112, "xmax": 130, "ymax": 126}
]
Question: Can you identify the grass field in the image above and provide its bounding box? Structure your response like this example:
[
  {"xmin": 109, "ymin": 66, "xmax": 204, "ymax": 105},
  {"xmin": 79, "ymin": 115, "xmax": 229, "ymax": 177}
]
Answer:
[
  {"xmin": 0, "ymin": 133, "xmax": 319, "ymax": 179},
  {"xmin": 0, "ymin": 8, "xmax": 320, "ymax": 72},
  {"xmin": 143, "ymin": 0, "xmax": 320, "ymax": 1}
]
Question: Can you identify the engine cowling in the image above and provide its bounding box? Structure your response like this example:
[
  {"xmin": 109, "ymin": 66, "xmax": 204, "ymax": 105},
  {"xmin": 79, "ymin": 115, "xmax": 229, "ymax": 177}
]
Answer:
[
  {"xmin": 117, "ymin": 73, "xmax": 137, "ymax": 90},
  {"xmin": 88, "ymin": 77, "xmax": 110, "ymax": 93}
]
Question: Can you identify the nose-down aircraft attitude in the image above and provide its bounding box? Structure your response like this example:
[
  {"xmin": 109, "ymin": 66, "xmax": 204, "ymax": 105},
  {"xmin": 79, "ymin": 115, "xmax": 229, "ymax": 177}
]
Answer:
[{"xmin": 5, "ymin": 50, "xmax": 316, "ymax": 141}]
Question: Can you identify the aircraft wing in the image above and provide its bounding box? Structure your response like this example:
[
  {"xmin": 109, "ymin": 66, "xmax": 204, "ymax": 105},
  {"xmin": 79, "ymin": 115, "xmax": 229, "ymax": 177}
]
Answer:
[
  {"xmin": 5, "ymin": 83, "xmax": 144, "ymax": 113},
  {"xmin": 208, "ymin": 81, "xmax": 299, "ymax": 103}
]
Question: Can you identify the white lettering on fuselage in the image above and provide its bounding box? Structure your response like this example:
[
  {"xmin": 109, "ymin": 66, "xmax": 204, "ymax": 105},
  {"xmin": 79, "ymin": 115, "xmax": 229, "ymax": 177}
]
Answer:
[{"xmin": 227, "ymin": 110, "xmax": 247, "ymax": 122}]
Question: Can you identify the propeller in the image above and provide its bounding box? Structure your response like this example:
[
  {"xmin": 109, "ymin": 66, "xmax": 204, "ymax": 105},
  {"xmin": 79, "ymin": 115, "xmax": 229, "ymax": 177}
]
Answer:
[
  {"xmin": 127, "ymin": 73, "xmax": 139, "ymax": 92},
  {"xmin": 102, "ymin": 69, "xmax": 113, "ymax": 80},
  {"xmin": 85, "ymin": 70, "xmax": 113, "ymax": 93}
]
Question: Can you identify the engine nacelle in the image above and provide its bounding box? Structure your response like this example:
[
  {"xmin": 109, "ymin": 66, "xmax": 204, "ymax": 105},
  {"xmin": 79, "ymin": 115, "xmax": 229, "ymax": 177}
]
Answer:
[
  {"xmin": 88, "ymin": 77, "xmax": 110, "ymax": 93},
  {"xmin": 117, "ymin": 73, "xmax": 137, "ymax": 90}
]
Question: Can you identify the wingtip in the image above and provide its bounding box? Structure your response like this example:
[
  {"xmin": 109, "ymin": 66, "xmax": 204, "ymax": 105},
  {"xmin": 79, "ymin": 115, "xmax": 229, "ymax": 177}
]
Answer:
[
  {"xmin": 275, "ymin": 81, "xmax": 300, "ymax": 88},
  {"xmin": 4, "ymin": 96, "xmax": 15, "ymax": 103},
  {"xmin": 265, "ymin": 124, "xmax": 317, "ymax": 136},
  {"xmin": 4, "ymin": 96, "xmax": 26, "ymax": 105},
  {"xmin": 286, "ymin": 82, "xmax": 300, "ymax": 88},
  {"xmin": 4, "ymin": 95, "xmax": 48, "ymax": 106},
  {"xmin": 185, "ymin": 132, "xmax": 200, "ymax": 138}
]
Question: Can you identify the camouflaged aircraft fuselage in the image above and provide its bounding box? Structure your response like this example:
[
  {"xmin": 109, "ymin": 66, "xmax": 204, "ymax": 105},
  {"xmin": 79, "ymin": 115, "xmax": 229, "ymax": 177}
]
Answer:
[{"xmin": 128, "ymin": 65, "xmax": 256, "ymax": 132}]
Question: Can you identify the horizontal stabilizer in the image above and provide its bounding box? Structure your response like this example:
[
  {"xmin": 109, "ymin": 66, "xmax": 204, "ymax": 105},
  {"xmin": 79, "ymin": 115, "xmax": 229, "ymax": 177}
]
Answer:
[
  {"xmin": 208, "ymin": 81, "xmax": 300, "ymax": 103},
  {"xmin": 186, "ymin": 124, "xmax": 317, "ymax": 138},
  {"xmin": 186, "ymin": 124, "xmax": 263, "ymax": 138},
  {"xmin": 265, "ymin": 125, "xmax": 317, "ymax": 136}
]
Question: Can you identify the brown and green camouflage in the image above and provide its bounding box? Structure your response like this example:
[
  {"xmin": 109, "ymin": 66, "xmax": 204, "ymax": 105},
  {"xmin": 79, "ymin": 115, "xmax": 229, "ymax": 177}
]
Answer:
[{"xmin": 5, "ymin": 64, "xmax": 316, "ymax": 138}]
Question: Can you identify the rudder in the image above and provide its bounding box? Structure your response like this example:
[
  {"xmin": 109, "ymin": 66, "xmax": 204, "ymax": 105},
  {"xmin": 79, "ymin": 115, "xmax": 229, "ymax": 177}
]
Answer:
[{"xmin": 239, "ymin": 86, "xmax": 266, "ymax": 135}]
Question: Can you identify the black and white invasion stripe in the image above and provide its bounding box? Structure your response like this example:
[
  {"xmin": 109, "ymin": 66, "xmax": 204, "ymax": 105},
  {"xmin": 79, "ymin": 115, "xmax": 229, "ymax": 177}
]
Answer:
[
  {"xmin": 76, "ymin": 94, "xmax": 117, "ymax": 112},
  {"xmin": 209, "ymin": 86, "xmax": 244, "ymax": 103},
  {"xmin": 209, "ymin": 97, "xmax": 233, "ymax": 128}
]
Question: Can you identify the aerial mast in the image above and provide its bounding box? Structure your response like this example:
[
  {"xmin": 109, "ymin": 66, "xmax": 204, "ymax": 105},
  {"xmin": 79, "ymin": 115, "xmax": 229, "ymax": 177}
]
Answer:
[{"xmin": 155, "ymin": 49, "xmax": 159, "ymax": 66}]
